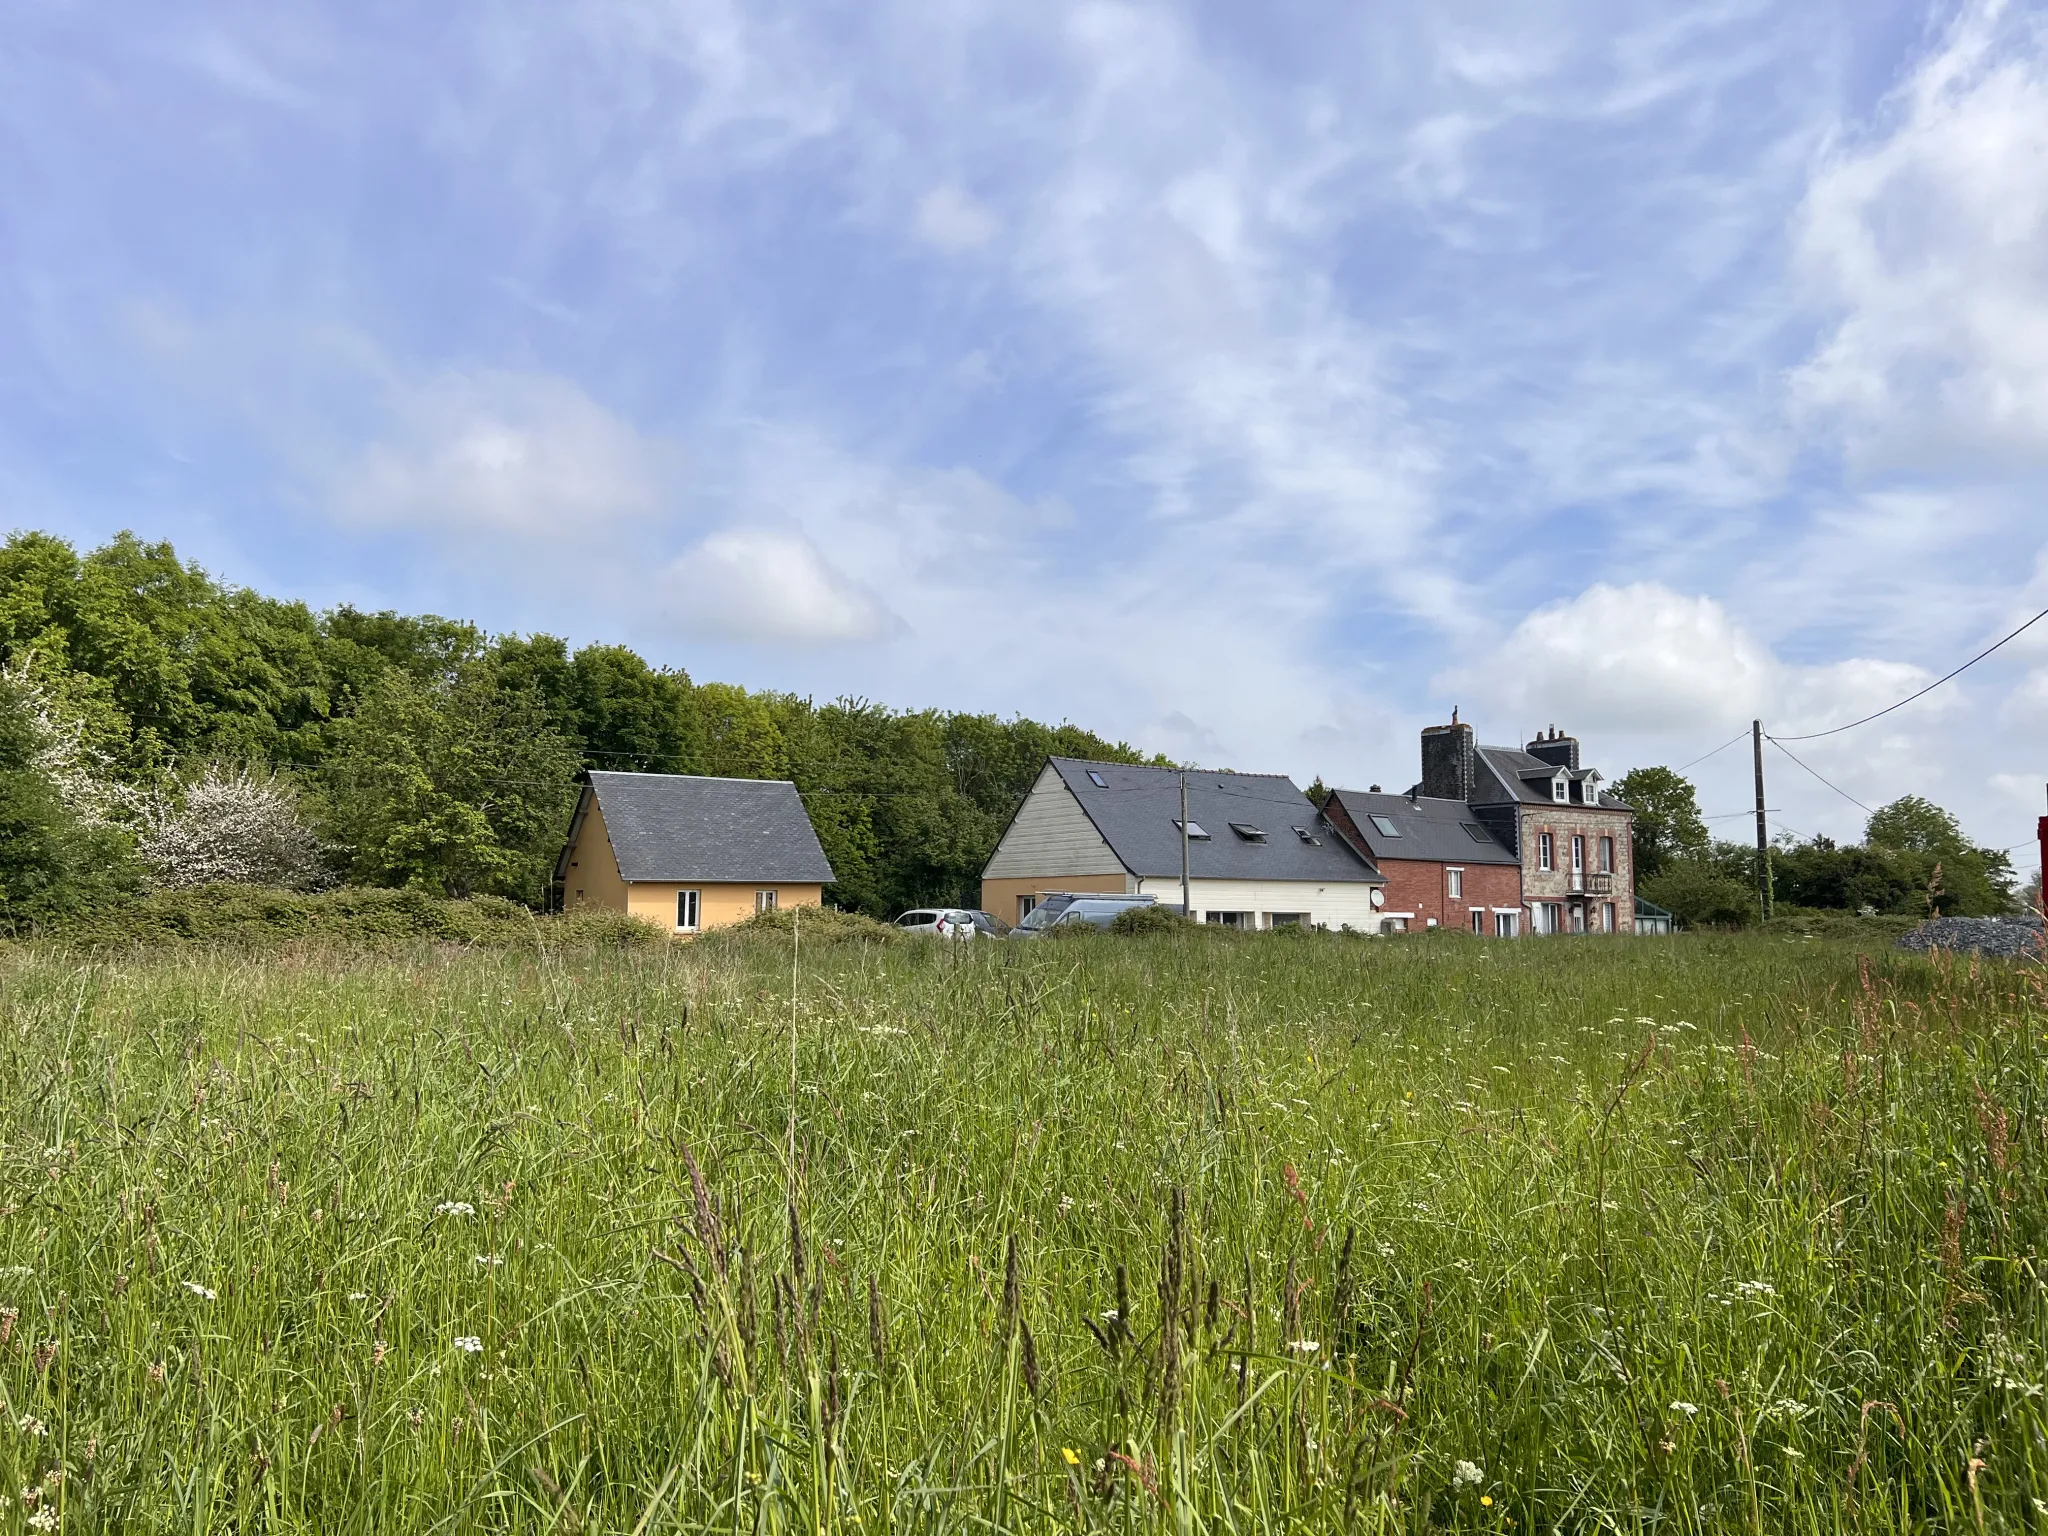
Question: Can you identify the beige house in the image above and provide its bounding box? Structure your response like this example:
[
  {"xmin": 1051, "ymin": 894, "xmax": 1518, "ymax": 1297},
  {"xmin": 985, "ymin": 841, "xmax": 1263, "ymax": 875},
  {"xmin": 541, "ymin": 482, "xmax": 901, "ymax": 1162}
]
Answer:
[
  {"xmin": 556, "ymin": 771, "xmax": 835, "ymax": 934},
  {"xmin": 982, "ymin": 758, "xmax": 1386, "ymax": 931}
]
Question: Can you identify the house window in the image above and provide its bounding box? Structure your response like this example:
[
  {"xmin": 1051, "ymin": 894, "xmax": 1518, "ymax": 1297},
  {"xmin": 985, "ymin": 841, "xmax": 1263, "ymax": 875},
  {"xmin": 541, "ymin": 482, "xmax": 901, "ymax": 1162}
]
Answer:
[
  {"xmin": 1446, "ymin": 867, "xmax": 1464, "ymax": 899},
  {"xmin": 1369, "ymin": 815, "xmax": 1402, "ymax": 837},
  {"xmin": 1471, "ymin": 909, "xmax": 1485, "ymax": 934},
  {"xmin": 1601, "ymin": 902, "xmax": 1616, "ymax": 932},
  {"xmin": 756, "ymin": 890, "xmax": 778, "ymax": 913},
  {"xmin": 1018, "ymin": 894, "xmax": 1037, "ymax": 923},
  {"xmin": 1268, "ymin": 912, "xmax": 1308, "ymax": 928},
  {"xmin": 1571, "ymin": 835, "xmax": 1585, "ymax": 874},
  {"xmin": 1570, "ymin": 904, "xmax": 1586, "ymax": 934},
  {"xmin": 1204, "ymin": 911, "xmax": 1252, "ymax": 928},
  {"xmin": 1552, "ymin": 777, "xmax": 1568, "ymax": 803},
  {"xmin": 676, "ymin": 890, "xmax": 700, "ymax": 931},
  {"xmin": 1087, "ymin": 770, "xmax": 1108, "ymax": 787},
  {"xmin": 1547, "ymin": 902, "xmax": 1566, "ymax": 933},
  {"xmin": 1173, "ymin": 819, "xmax": 1212, "ymax": 840},
  {"xmin": 1384, "ymin": 916, "xmax": 1410, "ymax": 933},
  {"xmin": 1599, "ymin": 836, "xmax": 1614, "ymax": 873},
  {"xmin": 1495, "ymin": 911, "xmax": 1519, "ymax": 938},
  {"xmin": 1538, "ymin": 832, "xmax": 1554, "ymax": 872}
]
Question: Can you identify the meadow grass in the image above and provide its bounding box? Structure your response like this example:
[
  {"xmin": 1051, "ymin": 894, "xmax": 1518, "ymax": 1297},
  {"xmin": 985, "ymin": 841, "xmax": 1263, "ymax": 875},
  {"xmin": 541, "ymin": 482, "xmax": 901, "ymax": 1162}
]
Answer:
[{"xmin": 0, "ymin": 926, "xmax": 2040, "ymax": 1532}]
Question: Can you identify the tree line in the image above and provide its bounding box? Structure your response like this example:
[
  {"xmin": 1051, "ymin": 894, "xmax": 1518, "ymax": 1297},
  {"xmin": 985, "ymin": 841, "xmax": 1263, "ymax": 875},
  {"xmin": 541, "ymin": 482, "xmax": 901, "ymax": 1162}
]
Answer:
[
  {"xmin": 1613, "ymin": 765, "xmax": 2019, "ymax": 927},
  {"xmin": 0, "ymin": 531, "xmax": 1157, "ymax": 926}
]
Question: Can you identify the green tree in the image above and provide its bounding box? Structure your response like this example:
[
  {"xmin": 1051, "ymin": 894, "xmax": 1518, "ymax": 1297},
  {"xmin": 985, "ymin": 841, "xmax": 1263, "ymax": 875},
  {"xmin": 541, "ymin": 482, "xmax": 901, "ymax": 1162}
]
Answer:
[
  {"xmin": 0, "ymin": 677, "xmax": 136, "ymax": 926},
  {"xmin": 1639, "ymin": 860, "xmax": 1756, "ymax": 930},
  {"xmin": 1612, "ymin": 766, "xmax": 1708, "ymax": 880},
  {"xmin": 696, "ymin": 683, "xmax": 789, "ymax": 780},
  {"xmin": 1863, "ymin": 796, "xmax": 2013, "ymax": 915},
  {"xmin": 496, "ymin": 636, "xmax": 703, "ymax": 776},
  {"xmin": 321, "ymin": 664, "xmax": 581, "ymax": 903}
]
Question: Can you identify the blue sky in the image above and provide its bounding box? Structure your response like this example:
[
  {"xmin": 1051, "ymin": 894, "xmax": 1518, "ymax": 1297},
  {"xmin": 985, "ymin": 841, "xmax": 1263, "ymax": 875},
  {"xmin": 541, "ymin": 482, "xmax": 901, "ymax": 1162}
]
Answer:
[{"xmin": 5, "ymin": 0, "xmax": 2047, "ymax": 868}]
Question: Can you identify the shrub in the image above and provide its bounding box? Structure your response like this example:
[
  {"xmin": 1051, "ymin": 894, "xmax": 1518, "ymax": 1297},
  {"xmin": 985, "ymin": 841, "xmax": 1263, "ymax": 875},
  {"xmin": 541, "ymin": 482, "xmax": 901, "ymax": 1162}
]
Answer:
[
  {"xmin": 1108, "ymin": 904, "xmax": 1196, "ymax": 936},
  {"xmin": 42, "ymin": 884, "xmax": 659, "ymax": 951},
  {"xmin": 138, "ymin": 764, "xmax": 327, "ymax": 891},
  {"xmin": 706, "ymin": 905, "xmax": 903, "ymax": 948},
  {"xmin": 1641, "ymin": 862, "xmax": 1757, "ymax": 930}
]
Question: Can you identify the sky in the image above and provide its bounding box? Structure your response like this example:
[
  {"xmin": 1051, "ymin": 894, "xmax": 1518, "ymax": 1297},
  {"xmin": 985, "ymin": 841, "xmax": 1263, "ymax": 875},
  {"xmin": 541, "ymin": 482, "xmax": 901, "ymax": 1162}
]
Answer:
[{"xmin": 5, "ymin": 0, "xmax": 2048, "ymax": 872}]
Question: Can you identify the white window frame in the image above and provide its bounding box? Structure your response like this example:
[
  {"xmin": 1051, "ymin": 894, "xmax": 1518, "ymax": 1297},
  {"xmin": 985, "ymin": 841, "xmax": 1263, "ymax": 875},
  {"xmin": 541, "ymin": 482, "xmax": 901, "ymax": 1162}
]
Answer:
[
  {"xmin": 676, "ymin": 889, "xmax": 701, "ymax": 932},
  {"xmin": 1018, "ymin": 894, "xmax": 1037, "ymax": 923},
  {"xmin": 1446, "ymin": 867, "xmax": 1464, "ymax": 899},
  {"xmin": 1599, "ymin": 835, "xmax": 1614, "ymax": 873},
  {"xmin": 1470, "ymin": 908, "xmax": 1484, "ymax": 934},
  {"xmin": 1601, "ymin": 901, "xmax": 1616, "ymax": 932},
  {"xmin": 1494, "ymin": 910, "xmax": 1519, "ymax": 938},
  {"xmin": 1571, "ymin": 835, "xmax": 1585, "ymax": 874},
  {"xmin": 1552, "ymin": 776, "xmax": 1568, "ymax": 802},
  {"xmin": 756, "ymin": 889, "xmax": 778, "ymax": 914},
  {"xmin": 1538, "ymin": 832, "xmax": 1554, "ymax": 872}
]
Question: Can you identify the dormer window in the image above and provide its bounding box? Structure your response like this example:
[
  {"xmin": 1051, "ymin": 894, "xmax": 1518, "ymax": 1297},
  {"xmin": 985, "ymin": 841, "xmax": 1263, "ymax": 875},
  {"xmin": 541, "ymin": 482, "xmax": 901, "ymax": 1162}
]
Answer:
[{"xmin": 1552, "ymin": 776, "xmax": 1569, "ymax": 803}]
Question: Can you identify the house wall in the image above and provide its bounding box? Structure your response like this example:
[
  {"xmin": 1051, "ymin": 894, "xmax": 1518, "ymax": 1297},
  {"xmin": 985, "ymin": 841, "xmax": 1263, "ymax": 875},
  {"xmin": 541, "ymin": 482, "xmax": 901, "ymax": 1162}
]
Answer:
[
  {"xmin": 1132, "ymin": 876, "xmax": 1384, "ymax": 932},
  {"xmin": 625, "ymin": 882, "xmax": 824, "ymax": 933},
  {"xmin": 562, "ymin": 798, "xmax": 630, "ymax": 912},
  {"xmin": 1371, "ymin": 858, "xmax": 1522, "ymax": 932},
  {"xmin": 982, "ymin": 764, "xmax": 1125, "ymax": 880},
  {"xmin": 1518, "ymin": 806, "xmax": 1635, "ymax": 932}
]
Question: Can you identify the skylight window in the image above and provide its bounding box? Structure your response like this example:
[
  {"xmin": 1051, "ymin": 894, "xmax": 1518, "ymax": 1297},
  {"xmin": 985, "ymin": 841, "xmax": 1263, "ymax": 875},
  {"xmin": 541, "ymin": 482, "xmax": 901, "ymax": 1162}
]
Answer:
[
  {"xmin": 1369, "ymin": 815, "xmax": 1402, "ymax": 837},
  {"xmin": 1228, "ymin": 822, "xmax": 1267, "ymax": 842},
  {"xmin": 1087, "ymin": 770, "xmax": 1107, "ymax": 787},
  {"xmin": 1462, "ymin": 823, "xmax": 1493, "ymax": 842},
  {"xmin": 1173, "ymin": 819, "xmax": 1211, "ymax": 840},
  {"xmin": 1292, "ymin": 826, "xmax": 1321, "ymax": 846}
]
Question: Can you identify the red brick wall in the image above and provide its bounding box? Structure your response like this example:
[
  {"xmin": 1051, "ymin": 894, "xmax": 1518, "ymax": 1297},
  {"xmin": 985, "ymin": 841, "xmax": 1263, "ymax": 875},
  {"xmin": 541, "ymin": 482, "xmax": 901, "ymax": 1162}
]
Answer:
[{"xmin": 1374, "ymin": 858, "xmax": 1522, "ymax": 932}]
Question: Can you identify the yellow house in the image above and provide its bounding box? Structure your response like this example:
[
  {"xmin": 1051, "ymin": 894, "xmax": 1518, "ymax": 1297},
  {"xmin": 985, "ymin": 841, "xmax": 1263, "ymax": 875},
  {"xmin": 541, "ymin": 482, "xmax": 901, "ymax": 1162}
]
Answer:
[{"xmin": 556, "ymin": 771, "xmax": 835, "ymax": 934}]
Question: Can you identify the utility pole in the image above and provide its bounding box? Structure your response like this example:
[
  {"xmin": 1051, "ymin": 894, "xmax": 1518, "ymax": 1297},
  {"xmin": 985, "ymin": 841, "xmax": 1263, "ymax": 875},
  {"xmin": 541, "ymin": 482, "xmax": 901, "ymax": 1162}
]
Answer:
[
  {"xmin": 1752, "ymin": 719, "xmax": 1772, "ymax": 922},
  {"xmin": 1180, "ymin": 771, "xmax": 1192, "ymax": 920}
]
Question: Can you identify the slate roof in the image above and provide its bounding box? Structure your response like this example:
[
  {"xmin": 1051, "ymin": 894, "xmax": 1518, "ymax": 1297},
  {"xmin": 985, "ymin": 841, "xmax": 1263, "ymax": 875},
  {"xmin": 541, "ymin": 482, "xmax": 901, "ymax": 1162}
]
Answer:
[
  {"xmin": 561, "ymin": 772, "xmax": 836, "ymax": 884},
  {"xmin": 1045, "ymin": 758, "xmax": 1382, "ymax": 883},
  {"xmin": 1325, "ymin": 789, "xmax": 1519, "ymax": 865},
  {"xmin": 1470, "ymin": 746, "xmax": 1631, "ymax": 810}
]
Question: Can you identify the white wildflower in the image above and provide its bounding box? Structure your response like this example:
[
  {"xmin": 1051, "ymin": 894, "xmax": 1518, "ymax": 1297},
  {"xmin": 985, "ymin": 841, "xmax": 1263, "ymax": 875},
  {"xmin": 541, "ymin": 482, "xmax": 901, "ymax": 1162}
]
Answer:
[
  {"xmin": 435, "ymin": 1202, "xmax": 475, "ymax": 1219},
  {"xmin": 474, "ymin": 1254, "xmax": 503, "ymax": 1268},
  {"xmin": 27, "ymin": 1506, "xmax": 55, "ymax": 1532},
  {"xmin": 181, "ymin": 1281, "xmax": 217, "ymax": 1301},
  {"xmin": 1733, "ymin": 1280, "xmax": 1777, "ymax": 1298},
  {"xmin": 1671, "ymin": 1401, "xmax": 1700, "ymax": 1416},
  {"xmin": 453, "ymin": 1336, "xmax": 483, "ymax": 1354},
  {"xmin": 1452, "ymin": 1459, "xmax": 1483, "ymax": 1488},
  {"xmin": 16, "ymin": 1415, "xmax": 44, "ymax": 1437},
  {"xmin": 347, "ymin": 1292, "xmax": 368, "ymax": 1302},
  {"xmin": 1288, "ymin": 1339, "xmax": 1320, "ymax": 1353}
]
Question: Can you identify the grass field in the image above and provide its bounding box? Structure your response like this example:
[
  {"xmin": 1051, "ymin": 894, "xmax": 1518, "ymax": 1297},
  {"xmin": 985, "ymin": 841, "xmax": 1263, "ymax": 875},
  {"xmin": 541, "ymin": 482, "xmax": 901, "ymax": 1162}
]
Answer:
[{"xmin": 0, "ymin": 924, "xmax": 2040, "ymax": 1532}]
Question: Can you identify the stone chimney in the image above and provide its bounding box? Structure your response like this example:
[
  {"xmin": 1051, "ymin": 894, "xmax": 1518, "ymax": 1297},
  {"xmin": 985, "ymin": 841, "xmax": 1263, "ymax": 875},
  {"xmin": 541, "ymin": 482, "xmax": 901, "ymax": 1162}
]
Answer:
[
  {"xmin": 1420, "ymin": 713, "xmax": 1477, "ymax": 801},
  {"xmin": 1526, "ymin": 725, "xmax": 1580, "ymax": 771}
]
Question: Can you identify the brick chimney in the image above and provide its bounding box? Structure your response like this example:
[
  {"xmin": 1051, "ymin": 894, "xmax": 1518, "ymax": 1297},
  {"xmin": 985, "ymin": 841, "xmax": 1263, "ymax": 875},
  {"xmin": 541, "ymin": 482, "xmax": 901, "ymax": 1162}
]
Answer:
[
  {"xmin": 1526, "ymin": 725, "xmax": 1580, "ymax": 771},
  {"xmin": 1420, "ymin": 711, "xmax": 1476, "ymax": 801}
]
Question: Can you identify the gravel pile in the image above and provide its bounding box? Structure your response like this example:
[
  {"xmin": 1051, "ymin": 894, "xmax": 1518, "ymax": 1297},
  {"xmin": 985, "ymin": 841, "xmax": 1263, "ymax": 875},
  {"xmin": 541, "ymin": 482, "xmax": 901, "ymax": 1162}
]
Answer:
[{"xmin": 1896, "ymin": 915, "xmax": 2045, "ymax": 959}]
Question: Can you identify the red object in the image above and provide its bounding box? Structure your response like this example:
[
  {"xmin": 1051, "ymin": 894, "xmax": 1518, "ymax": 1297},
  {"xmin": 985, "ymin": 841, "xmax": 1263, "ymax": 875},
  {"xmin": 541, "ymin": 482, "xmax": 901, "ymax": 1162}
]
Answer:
[{"xmin": 2039, "ymin": 814, "xmax": 2048, "ymax": 916}]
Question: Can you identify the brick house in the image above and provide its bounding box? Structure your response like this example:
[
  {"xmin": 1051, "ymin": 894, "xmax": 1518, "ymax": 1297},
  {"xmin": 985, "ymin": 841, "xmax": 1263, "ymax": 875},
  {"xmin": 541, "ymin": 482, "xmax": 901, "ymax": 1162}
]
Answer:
[
  {"xmin": 1322, "ymin": 787, "xmax": 1524, "ymax": 935},
  {"xmin": 1420, "ymin": 719, "xmax": 1636, "ymax": 935}
]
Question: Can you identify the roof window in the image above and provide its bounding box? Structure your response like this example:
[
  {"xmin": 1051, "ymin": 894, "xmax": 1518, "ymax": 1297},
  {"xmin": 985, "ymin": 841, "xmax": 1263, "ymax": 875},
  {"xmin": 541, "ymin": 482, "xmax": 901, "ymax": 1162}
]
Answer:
[
  {"xmin": 1087, "ymin": 770, "xmax": 1107, "ymax": 787},
  {"xmin": 1228, "ymin": 823, "xmax": 1266, "ymax": 842},
  {"xmin": 1369, "ymin": 815, "xmax": 1402, "ymax": 837},
  {"xmin": 1462, "ymin": 822, "xmax": 1493, "ymax": 842},
  {"xmin": 1291, "ymin": 826, "xmax": 1321, "ymax": 845},
  {"xmin": 1173, "ymin": 819, "xmax": 1211, "ymax": 840}
]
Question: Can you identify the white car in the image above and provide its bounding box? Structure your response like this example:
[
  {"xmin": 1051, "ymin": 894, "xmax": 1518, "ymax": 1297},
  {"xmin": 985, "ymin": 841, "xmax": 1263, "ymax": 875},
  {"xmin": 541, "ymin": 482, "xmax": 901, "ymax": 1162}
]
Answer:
[{"xmin": 893, "ymin": 908, "xmax": 1007, "ymax": 939}]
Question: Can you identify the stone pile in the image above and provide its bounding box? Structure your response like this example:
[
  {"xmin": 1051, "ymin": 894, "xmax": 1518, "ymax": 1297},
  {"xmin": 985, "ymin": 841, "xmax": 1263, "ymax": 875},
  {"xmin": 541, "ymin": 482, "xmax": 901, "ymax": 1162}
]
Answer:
[{"xmin": 1896, "ymin": 914, "xmax": 2044, "ymax": 959}]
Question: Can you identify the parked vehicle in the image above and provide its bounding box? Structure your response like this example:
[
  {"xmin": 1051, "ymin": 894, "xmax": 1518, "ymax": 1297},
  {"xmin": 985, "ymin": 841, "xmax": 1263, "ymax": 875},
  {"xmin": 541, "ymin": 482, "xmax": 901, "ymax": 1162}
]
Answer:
[
  {"xmin": 1010, "ymin": 892, "xmax": 1157, "ymax": 936},
  {"xmin": 893, "ymin": 908, "xmax": 1002, "ymax": 938}
]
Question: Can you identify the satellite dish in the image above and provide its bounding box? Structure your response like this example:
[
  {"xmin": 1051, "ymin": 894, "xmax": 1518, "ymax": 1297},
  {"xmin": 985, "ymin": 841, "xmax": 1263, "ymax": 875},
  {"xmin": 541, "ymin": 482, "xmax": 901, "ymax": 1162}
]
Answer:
[{"xmin": 1369, "ymin": 888, "xmax": 1385, "ymax": 909}]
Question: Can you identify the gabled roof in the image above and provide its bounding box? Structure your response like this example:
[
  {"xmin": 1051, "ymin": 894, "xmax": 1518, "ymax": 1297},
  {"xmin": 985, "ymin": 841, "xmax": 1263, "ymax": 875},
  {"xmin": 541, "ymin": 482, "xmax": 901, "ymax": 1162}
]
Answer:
[
  {"xmin": 561, "ymin": 772, "xmax": 835, "ymax": 884},
  {"xmin": 1045, "ymin": 758, "xmax": 1382, "ymax": 883},
  {"xmin": 1471, "ymin": 746, "xmax": 1631, "ymax": 810},
  {"xmin": 1325, "ymin": 789, "xmax": 1519, "ymax": 865}
]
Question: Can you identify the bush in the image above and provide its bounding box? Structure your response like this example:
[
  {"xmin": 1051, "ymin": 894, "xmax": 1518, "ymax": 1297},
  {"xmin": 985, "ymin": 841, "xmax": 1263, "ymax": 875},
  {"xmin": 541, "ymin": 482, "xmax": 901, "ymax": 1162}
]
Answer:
[
  {"xmin": 42, "ymin": 885, "xmax": 660, "ymax": 951},
  {"xmin": 1642, "ymin": 863, "xmax": 1757, "ymax": 930},
  {"xmin": 706, "ymin": 905, "xmax": 903, "ymax": 948},
  {"xmin": 1108, "ymin": 904, "xmax": 1196, "ymax": 936}
]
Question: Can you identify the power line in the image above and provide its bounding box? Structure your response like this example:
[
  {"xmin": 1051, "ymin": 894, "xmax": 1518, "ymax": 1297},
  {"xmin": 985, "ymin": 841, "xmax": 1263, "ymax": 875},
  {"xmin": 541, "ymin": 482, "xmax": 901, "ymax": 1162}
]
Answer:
[
  {"xmin": 1677, "ymin": 730, "xmax": 1750, "ymax": 772},
  {"xmin": 1773, "ymin": 603, "xmax": 2048, "ymax": 742},
  {"xmin": 1765, "ymin": 735, "xmax": 1873, "ymax": 815}
]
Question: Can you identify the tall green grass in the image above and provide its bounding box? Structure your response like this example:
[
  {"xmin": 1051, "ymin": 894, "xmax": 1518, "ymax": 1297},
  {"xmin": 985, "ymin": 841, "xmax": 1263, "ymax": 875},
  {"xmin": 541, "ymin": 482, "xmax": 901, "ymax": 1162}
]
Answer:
[{"xmin": 0, "ymin": 928, "xmax": 2038, "ymax": 1532}]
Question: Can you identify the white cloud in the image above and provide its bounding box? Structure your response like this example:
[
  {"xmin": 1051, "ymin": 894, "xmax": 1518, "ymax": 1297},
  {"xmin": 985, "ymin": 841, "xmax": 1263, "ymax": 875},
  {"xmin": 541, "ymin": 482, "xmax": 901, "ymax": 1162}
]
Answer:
[
  {"xmin": 915, "ymin": 186, "xmax": 998, "ymax": 252},
  {"xmin": 659, "ymin": 527, "xmax": 897, "ymax": 644},
  {"xmin": 1792, "ymin": 0, "xmax": 2048, "ymax": 463},
  {"xmin": 1444, "ymin": 581, "xmax": 1941, "ymax": 739},
  {"xmin": 337, "ymin": 371, "xmax": 667, "ymax": 536}
]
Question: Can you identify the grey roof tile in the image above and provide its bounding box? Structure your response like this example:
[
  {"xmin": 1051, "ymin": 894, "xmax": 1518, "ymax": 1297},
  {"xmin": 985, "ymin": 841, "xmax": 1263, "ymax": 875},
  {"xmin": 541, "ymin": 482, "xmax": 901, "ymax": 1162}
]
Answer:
[
  {"xmin": 572, "ymin": 772, "xmax": 836, "ymax": 884},
  {"xmin": 1326, "ymin": 790, "xmax": 1520, "ymax": 864},
  {"xmin": 1471, "ymin": 746, "xmax": 1630, "ymax": 809},
  {"xmin": 1047, "ymin": 758, "xmax": 1382, "ymax": 883}
]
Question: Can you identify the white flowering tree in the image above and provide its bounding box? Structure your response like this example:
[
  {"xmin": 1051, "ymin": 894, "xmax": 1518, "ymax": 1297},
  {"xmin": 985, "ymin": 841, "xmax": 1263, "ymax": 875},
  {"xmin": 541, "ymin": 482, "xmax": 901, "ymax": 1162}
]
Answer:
[{"xmin": 137, "ymin": 764, "xmax": 327, "ymax": 891}]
